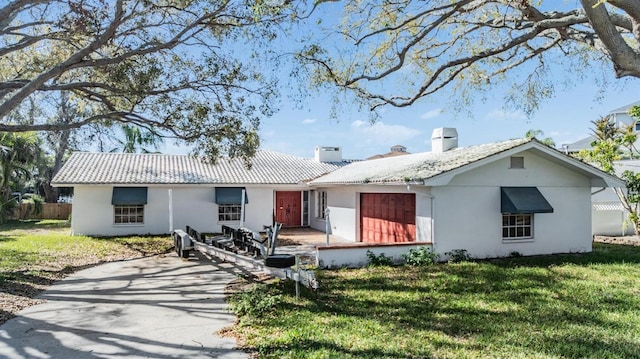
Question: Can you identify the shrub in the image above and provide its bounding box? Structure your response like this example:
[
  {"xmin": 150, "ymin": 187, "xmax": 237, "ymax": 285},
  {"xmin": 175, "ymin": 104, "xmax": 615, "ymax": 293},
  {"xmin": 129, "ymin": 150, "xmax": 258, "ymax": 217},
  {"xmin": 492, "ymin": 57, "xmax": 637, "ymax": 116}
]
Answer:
[
  {"xmin": 402, "ymin": 247, "xmax": 438, "ymax": 266},
  {"xmin": 229, "ymin": 283, "xmax": 283, "ymax": 316},
  {"xmin": 366, "ymin": 250, "xmax": 394, "ymax": 267},
  {"xmin": 445, "ymin": 249, "xmax": 471, "ymax": 263}
]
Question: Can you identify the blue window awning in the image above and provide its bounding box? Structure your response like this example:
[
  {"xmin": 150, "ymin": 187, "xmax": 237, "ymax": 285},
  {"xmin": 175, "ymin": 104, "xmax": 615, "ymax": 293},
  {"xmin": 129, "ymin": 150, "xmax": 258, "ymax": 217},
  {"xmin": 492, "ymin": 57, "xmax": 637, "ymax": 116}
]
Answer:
[
  {"xmin": 215, "ymin": 187, "xmax": 248, "ymax": 205},
  {"xmin": 501, "ymin": 187, "xmax": 553, "ymax": 214},
  {"xmin": 112, "ymin": 187, "xmax": 148, "ymax": 205}
]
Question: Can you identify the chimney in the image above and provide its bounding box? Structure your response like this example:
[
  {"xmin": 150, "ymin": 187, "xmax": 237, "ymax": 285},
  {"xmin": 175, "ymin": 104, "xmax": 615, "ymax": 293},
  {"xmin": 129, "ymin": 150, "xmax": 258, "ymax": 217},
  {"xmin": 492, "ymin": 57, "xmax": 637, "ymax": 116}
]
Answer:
[
  {"xmin": 431, "ymin": 128, "xmax": 458, "ymax": 153},
  {"xmin": 314, "ymin": 146, "xmax": 343, "ymax": 162}
]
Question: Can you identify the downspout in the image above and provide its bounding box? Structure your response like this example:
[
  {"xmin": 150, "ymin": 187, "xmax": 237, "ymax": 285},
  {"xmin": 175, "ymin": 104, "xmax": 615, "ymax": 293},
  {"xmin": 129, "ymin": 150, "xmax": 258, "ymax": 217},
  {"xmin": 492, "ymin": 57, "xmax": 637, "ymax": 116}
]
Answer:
[
  {"xmin": 168, "ymin": 189, "xmax": 173, "ymax": 233},
  {"xmin": 240, "ymin": 189, "xmax": 246, "ymax": 228},
  {"xmin": 406, "ymin": 184, "xmax": 435, "ymax": 248}
]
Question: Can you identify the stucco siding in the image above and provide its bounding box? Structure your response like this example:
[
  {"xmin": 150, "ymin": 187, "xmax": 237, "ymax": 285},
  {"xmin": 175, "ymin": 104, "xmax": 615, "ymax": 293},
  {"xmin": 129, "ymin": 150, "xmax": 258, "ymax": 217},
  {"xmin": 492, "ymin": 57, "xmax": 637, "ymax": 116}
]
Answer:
[
  {"xmin": 446, "ymin": 150, "xmax": 591, "ymax": 187},
  {"xmin": 431, "ymin": 150, "xmax": 593, "ymax": 258},
  {"xmin": 323, "ymin": 186, "xmax": 358, "ymax": 241},
  {"xmin": 71, "ymin": 185, "xmax": 296, "ymax": 236},
  {"xmin": 72, "ymin": 186, "xmax": 220, "ymax": 236}
]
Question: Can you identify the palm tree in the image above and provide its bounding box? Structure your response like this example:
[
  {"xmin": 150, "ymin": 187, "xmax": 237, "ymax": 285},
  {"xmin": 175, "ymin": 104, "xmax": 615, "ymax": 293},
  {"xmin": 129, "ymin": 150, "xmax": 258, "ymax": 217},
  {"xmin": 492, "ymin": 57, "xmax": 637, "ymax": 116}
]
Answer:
[
  {"xmin": 0, "ymin": 132, "xmax": 42, "ymax": 222},
  {"xmin": 110, "ymin": 125, "xmax": 162, "ymax": 153},
  {"xmin": 525, "ymin": 129, "xmax": 556, "ymax": 147}
]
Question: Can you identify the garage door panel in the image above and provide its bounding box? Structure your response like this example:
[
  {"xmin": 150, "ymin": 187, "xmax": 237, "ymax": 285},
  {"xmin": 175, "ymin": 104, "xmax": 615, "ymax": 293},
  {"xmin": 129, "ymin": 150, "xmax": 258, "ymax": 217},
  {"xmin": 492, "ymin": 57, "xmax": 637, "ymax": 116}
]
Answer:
[{"xmin": 360, "ymin": 193, "xmax": 416, "ymax": 243}]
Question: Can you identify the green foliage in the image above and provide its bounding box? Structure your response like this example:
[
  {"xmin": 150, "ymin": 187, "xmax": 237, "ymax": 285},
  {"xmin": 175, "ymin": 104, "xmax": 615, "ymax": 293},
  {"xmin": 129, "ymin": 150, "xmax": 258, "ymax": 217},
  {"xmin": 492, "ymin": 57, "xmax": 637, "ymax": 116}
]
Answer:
[
  {"xmin": 0, "ymin": 199, "xmax": 18, "ymax": 225},
  {"xmin": 444, "ymin": 249, "xmax": 471, "ymax": 263},
  {"xmin": 295, "ymin": 1, "xmax": 640, "ymax": 118},
  {"xmin": 21, "ymin": 195, "xmax": 44, "ymax": 219},
  {"xmin": 0, "ymin": 220, "xmax": 171, "ymax": 279},
  {"xmin": 1, "ymin": 1, "xmax": 288, "ymax": 162},
  {"xmin": 229, "ymin": 244, "xmax": 640, "ymax": 358},
  {"xmin": 621, "ymin": 171, "xmax": 640, "ymax": 203},
  {"xmin": 402, "ymin": 246, "xmax": 437, "ymax": 266},
  {"xmin": 525, "ymin": 129, "xmax": 556, "ymax": 147},
  {"xmin": 229, "ymin": 283, "xmax": 283, "ymax": 316},
  {"xmin": 366, "ymin": 250, "xmax": 394, "ymax": 267},
  {"xmin": 580, "ymin": 114, "xmax": 640, "ymax": 235}
]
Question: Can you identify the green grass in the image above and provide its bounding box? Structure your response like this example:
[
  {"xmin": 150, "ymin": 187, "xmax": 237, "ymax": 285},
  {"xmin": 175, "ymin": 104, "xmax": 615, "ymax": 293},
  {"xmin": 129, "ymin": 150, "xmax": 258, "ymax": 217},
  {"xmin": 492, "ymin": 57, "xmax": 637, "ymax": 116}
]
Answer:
[
  {"xmin": 0, "ymin": 219, "xmax": 173, "ymax": 285},
  {"xmin": 229, "ymin": 243, "xmax": 640, "ymax": 358}
]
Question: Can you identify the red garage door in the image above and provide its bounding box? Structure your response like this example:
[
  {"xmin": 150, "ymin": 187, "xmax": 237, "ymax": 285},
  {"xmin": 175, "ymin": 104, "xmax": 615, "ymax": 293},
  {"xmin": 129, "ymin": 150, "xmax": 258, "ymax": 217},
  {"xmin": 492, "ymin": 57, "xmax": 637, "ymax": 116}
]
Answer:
[{"xmin": 360, "ymin": 193, "xmax": 416, "ymax": 243}]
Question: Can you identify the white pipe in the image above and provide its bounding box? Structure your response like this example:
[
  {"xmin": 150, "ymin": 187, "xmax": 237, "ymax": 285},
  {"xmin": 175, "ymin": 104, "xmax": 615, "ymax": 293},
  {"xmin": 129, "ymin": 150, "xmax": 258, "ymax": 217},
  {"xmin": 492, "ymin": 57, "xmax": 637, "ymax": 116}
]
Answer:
[
  {"xmin": 325, "ymin": 207, "xmax": 331, "ymax": 246},
  {"xmin": 168, "ymin": 189, "xmax": 173, "ymax": 232},
  {"xmin": 240, "ymin": 189, "xmax": 246, "ymax": 228}
]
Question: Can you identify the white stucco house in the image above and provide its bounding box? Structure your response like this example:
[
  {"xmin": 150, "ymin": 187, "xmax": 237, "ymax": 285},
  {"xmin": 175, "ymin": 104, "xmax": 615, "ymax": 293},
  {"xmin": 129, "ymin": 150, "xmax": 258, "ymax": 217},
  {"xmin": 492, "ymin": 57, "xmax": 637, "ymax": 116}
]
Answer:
[
  {"xmin": 308, "ymin": 129, "xmax": 624, "ymax": 264},
  {"xmin": 51, "ymin": 147, "xmax": 351, "ymax": 236},
  {"xmin": 52, "ymin": 128, "xmax": 624, "ymax": 264}
]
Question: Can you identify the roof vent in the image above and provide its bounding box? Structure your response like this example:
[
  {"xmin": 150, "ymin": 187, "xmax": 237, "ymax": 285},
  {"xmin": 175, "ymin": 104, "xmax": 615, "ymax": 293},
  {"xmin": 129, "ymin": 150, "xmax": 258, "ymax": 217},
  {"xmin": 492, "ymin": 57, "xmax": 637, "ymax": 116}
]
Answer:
[
  {"xmin": 431, "ymin": 128, "xmax": 458, "ymax": 153},
  {"xmin": 314, "ymin": 146, "xmax": 343, "ymax": 162}
]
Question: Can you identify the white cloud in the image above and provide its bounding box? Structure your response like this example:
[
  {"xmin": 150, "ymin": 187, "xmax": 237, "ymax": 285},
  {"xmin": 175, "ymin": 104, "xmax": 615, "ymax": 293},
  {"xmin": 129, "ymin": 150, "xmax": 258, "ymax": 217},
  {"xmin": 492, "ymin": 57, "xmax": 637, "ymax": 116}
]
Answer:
[
  {"xmin": 420, "ymin": 108, "xmax": 443, "ymax": 120},
  {"xmin": 302, "ymin": 118, "xmax": 317, "ymax": 125},
  {"xmin": 485, "ymin": 109, "xmax": 527, "ymax": 121},
  {"xmin": 350, "ymin": 120, "xmax": 421, "ymax": 145}
]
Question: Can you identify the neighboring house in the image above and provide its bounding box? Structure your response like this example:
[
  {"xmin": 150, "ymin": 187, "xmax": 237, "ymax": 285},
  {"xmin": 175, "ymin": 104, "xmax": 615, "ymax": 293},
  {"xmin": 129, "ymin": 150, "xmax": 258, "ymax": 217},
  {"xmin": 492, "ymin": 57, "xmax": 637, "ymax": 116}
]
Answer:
[
  {"xmin": 366, "ymin": 145, "xmax": 410, "ymax": 160},
  {"xmin": 309, "ymin": 128, "xmax": 623, "ymax": 264},
  {"xmin": 560, "ymin": 100, "xmax": 640, "ymax": 236},
  {"xmin": 52, "ymin": 128, "xmax": 623, "ymax": 266},
  {"xmin": 51, "ymin": 147, "xmax": 352, "ymax": 236},
  {"xmin": 563, "ymin": 100, "xmax": 640, "ymax": 154}
]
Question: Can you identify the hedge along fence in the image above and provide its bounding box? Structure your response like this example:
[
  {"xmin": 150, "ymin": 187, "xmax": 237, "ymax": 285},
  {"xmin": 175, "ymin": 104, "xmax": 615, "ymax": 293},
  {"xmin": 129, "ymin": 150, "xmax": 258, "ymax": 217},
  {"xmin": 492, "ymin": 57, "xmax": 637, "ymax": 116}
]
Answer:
[{"xmin": 19, "ymin": 203, "xmax": 71, "ymax": 220}]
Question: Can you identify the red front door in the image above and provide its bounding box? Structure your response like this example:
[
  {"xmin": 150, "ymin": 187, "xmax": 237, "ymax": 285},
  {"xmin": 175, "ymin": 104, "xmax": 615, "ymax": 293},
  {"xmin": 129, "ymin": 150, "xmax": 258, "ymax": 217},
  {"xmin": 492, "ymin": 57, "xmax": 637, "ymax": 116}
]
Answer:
[{"xmin": 275, "ymin": 191, "xmax": 302, "ymax": 227}]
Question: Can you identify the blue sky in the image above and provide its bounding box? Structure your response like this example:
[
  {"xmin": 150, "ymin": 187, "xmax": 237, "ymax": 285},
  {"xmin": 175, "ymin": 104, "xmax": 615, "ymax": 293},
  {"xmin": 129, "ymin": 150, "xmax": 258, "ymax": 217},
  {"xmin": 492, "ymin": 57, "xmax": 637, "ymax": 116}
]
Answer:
[
  {"xmin": 160, "ymin": 3, "xmax": 640, "ymax": 161},
  {"xmin": 163, "ymin": 76, "xmax": 640, "ymax": 160}
]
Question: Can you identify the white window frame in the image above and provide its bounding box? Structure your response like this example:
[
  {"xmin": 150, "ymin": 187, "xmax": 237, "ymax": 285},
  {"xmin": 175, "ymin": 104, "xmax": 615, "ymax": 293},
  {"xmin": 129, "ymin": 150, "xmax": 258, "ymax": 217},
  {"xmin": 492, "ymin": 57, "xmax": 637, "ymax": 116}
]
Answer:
[
  {"xmin": 114, "ymin": 205, "xmax": 144, "ymax": 225},
  {"xmin": 502, "ymin": 213, "xmax": 533, "ymax": 240},
  {"xmin": 218, "ymin": 204, "xmax": 242, "ymax": 222},
  {"xmin": 317, "ymin": 190, "xmax": 327, "ymax": 219}
]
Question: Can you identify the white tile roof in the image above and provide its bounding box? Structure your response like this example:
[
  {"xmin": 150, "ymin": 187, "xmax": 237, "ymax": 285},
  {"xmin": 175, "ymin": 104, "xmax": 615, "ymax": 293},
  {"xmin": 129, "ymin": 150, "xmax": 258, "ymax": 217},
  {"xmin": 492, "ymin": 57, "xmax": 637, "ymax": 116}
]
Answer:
[
  {"xmin": 52, "ymin": 150, "xmax": 350, "ymax": 185},
  {"xmin": 310, "ymin": 138, "xmax": 532, "ymax": 185}
]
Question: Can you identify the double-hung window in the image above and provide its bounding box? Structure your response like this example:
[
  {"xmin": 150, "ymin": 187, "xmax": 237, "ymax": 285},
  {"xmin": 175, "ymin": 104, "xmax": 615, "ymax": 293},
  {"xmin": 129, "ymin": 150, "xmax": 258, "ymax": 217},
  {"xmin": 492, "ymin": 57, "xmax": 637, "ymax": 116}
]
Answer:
[
  {"xmin": 500, "ymin": 187, "xmax": 553, "ymax": 241},
  {"xmin": 502, "ymin": 214, "xmax": 532, "ymax": 239},
  {"xmin": 112, "ymin": 187, "xmax": 147, "ymax": 225},
  {"xmin": 215, "ymin": 187, "xmax": 248, "ymax": 222}
]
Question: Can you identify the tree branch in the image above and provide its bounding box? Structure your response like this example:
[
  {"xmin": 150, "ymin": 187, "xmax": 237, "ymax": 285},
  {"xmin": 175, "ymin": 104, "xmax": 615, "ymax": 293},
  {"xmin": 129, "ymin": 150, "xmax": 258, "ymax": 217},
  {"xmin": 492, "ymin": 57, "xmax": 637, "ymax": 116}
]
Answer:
[{"xmin": 581, "ymin": 0, "xmax": 640, "ymax": 77}]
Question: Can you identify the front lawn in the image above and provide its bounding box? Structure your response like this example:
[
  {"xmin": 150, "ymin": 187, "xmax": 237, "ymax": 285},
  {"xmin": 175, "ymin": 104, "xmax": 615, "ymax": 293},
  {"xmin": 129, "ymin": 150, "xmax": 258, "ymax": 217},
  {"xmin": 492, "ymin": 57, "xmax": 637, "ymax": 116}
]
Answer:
[
  {"xmin": 228, "ymin": 243, "xmax": 640, "ymax": 358},
  {"xmin": 0, "ymin": 220, "xmax": 173, "ymax": 323}
]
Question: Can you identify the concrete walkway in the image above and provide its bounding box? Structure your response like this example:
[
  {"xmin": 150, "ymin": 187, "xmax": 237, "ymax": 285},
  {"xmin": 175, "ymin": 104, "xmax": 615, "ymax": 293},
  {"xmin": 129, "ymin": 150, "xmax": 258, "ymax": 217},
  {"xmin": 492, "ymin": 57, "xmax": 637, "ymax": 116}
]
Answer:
[{"xmin": 0, "ymin": 252, "xmax": 249, "ymax": 359}]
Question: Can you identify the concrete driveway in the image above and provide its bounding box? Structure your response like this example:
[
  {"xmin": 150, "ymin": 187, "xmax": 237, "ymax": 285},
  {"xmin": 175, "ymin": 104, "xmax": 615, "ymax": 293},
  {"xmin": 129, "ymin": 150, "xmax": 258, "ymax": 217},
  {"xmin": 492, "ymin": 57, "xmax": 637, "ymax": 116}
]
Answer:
[{"xmin": 0, "ymin": 252, "xmax": 249, "ymax": 359}]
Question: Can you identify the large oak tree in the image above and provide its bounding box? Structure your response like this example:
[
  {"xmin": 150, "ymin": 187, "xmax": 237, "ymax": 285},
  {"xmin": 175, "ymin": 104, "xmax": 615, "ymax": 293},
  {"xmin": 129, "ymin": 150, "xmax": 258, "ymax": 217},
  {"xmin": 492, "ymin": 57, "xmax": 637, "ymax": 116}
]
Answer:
[
  {"xmin": 297, "ymin": 0, "xmax": 640, "ymax": 113},
  {"xmin": 1, "ymin": 0, "xmax": 289, "ymax": 161}
]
